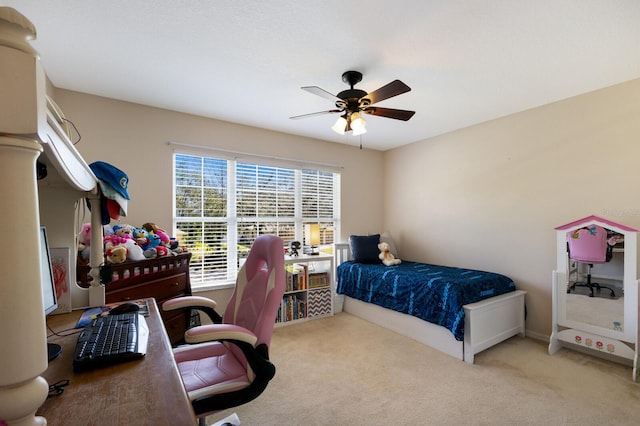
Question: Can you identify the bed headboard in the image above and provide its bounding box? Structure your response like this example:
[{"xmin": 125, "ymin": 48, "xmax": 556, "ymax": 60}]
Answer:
[{"xmin": 334, "ymin": 243, "xmax": 352, "ymax": 266}]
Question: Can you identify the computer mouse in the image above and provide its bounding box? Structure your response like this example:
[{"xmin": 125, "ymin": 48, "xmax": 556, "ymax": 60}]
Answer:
[{"xmin": 109, "ymin": 302, "xmax": 140, "ymax": 315}]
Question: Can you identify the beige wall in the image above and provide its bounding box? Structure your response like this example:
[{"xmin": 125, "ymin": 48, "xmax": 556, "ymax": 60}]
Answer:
[
  {"xmin": 384, "ymin": 77, "xmax": 640, "ymax": 340},
  {"xmin": 53, "ymin": 89, "xmax": 384, "ymax": 239}
]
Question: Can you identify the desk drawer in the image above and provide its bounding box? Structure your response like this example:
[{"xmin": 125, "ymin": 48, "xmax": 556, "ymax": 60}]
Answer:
[
  {"xmin": 106, "ymin": 273, "xmax": 188, "ymax": 303},
  {"xmin": 163, "ymin": 310, "xmax": 189, "ymax": 344}
]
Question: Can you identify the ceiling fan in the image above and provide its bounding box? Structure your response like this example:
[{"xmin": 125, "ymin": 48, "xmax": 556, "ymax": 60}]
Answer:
[{"xmin": 290, "ymin": 70, "xmax": 415, "ymax": 135}]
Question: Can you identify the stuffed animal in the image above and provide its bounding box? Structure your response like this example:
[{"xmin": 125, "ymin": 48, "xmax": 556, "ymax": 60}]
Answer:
[
  {"xmin": 77, "ymin": 223, "xmax": 92, "ymax": 263},
  {"xmin": 105, "ymin": 243, "xmax": 128, "ymax": 264},
  {"xmin": 155, "ymin": 245, "xmax": 168, "ymax": 257},
  {"xmin": 143, "ymin": 247, "xmax": 158, "ymax": 259},
  {"xmin": 123, "ymin": 239, "xmax": 146, "ymax": 261},
  {"xmin": 104, "ymin": 234, "xmax": 128, "ymax": 247},
  {"xmin": 145, "ymin": 233, "xmax": 161, "ymax": 250},
  {"xmin": 132, "ymin": 227, "xmax": 149, "ymax": 247},
  {"xmin": 378, "ymin": 242, "xmax": 401, "ymax": 266},
  {"xmin": 142, "ymin": 235, "xmax": 162, "ymax": 258},
  {"xmin": 142, "ymin": 222, "xmax": 170, "ymax": 245},
  {"xmin": 103, "ymin": 224, "xmax": 114, "ymax": 239},
  {"xmin": 112, "ymin": 224, "xmax": 134, "ymax": 240},
  {"xmin": 167, "ymin": 237, "xmax": 184, "ymax": 253}
]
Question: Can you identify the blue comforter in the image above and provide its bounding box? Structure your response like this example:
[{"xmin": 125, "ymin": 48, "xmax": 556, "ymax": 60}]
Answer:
[{"xmin": 336, "ymin": 261, "xmax": 516, "ymax": 341}]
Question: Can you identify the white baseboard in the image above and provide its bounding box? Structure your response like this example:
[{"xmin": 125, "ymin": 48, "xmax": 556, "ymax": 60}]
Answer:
[{"xmin": 525, "ymin": 329, "xmax": 549, "ymax": 343}]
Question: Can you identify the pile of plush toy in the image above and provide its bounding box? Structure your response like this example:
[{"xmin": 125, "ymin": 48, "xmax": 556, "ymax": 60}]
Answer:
[{"xmin": 78, "ymin": 222, "xmax": 187, "ymax": 264}]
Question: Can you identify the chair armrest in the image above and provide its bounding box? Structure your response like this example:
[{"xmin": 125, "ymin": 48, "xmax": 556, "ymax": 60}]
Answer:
[
  {"xmin": 162, "ymin": 295, "xmax": 217, "ymax": 311},
  {"xmin": 184, "ymin": 324, "xmax": 258, "ymax": 346},
  {"xmin": 162, "ymin": 295, "xmax": 223, "ymax": 324}
]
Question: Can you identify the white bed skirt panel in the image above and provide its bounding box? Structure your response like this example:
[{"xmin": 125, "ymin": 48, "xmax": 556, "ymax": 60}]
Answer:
[{"xmin": 341, "ymin": 290, "xmax": 526, "ymax": 363}]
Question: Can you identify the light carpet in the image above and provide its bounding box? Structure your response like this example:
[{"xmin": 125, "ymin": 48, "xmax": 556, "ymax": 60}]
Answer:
[{"xmin": 212, "ymin": 313, "xmax": 640, "ymax": 425}]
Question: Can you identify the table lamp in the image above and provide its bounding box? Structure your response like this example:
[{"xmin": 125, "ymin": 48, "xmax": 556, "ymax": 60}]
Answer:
[{"xmin": 305, "ymin": 223, "xmax": 321, "ymax": 255}]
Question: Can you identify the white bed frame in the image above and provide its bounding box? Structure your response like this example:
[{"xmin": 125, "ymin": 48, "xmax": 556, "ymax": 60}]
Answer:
[{"xmin": 334, "ymin": 243, "xmax": 526, "ymax": 363}]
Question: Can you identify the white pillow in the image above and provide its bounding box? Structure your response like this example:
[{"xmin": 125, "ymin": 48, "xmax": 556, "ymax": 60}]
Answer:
[{"xmin": 379, "ymin": 231, "xmax": 398, "ymax": 258}]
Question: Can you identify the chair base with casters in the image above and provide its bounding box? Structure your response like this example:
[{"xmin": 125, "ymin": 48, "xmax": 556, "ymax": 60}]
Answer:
[
  {"xmin": 208, "ymin": 412, "xmax": 240, "ymax": 426},
  {"xmin": 567, "ymin": 262, "xmax": 616, "ymax": 297}
]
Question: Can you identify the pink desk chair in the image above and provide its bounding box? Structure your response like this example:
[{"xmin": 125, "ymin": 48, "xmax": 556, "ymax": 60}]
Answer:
[
  {"xmin": 566, "ymin": 225, "xmax": 616, "ymax": 298},
  {"xmin": 163, "ymin": 234, "xmax": 286, "ymax": 425}
]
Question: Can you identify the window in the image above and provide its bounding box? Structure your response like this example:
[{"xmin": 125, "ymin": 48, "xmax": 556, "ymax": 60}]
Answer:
[{"xmin": 174, "ymin": 153, "xmax": 340, "ymax": 289}]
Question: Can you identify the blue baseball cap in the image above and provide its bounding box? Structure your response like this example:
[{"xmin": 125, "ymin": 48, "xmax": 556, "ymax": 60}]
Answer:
[{"xmin": 89, "ymin": 161, "xmax": 130, "ymax": 200}]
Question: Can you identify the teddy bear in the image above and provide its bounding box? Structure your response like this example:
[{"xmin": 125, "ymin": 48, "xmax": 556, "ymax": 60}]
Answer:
[
  {"xmin": 105, "ymin": 242, "xmax": 128, "ymax": 264},
  {"xmin": 378, "ymin": 241, "xmax": 401, "ymax": 266},
  {"xmin": 112, "ymin": 224, "xmax": 134, "ymax": 240}
]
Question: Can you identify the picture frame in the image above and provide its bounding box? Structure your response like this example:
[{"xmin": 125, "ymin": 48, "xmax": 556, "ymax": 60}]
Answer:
[{"xmin": 50, "ymin": 247, "xmax": 72, "ymax": 314}]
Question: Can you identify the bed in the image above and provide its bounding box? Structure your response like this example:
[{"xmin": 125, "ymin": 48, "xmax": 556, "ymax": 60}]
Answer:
[{"xmin": 334, "ymin": 242, "xmax": 526, "ymax": 363}]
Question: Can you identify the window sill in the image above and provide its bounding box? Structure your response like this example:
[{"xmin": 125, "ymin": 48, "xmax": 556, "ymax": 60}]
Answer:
[{"xmin": 192, "ymin": 281, "xmax": 235, "ymax": 293}]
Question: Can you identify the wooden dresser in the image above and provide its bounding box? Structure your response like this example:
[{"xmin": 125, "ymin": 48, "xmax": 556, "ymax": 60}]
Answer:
[{"xmin": 78, "ymin": 252, "xmax": 193, "ymax": 345}]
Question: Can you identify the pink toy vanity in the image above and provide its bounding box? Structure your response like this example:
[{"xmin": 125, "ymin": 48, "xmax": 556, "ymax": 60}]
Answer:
[{"xmin": 549, "ymin": 215, "xmax": 639, "ymax": 381}]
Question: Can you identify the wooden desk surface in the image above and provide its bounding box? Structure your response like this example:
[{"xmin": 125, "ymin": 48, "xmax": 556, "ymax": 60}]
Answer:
[{"xmin": 38, "ymin": 298, "xmax": 196, "ymax": 426}]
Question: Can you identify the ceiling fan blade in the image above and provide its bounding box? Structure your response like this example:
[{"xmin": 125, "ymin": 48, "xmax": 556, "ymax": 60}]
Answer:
[
  {"xmin": 363, "ymin": 107, "xmax": 415, "ymax": 121},
  {"xmin": 290, "ymin": 109, "xmax": 342, "ymax": 120},
  {"xmin": 301, "ymin": 86, "xmax": 342, "ymax": 103},
  {"xmin": 362, "ymin": 80, "xmax": 411, "ymax": 105}
]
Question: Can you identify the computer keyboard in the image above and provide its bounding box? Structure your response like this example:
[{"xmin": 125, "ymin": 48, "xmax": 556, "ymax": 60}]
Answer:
[{"xmin": 73, "ymin": 312, "xmax": 149, "ymax": 371}]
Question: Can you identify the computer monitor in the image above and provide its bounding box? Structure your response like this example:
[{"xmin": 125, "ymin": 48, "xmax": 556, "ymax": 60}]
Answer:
[{"xmin": 40, "ymin": 226, "xmax": 62, "ymax": 361}]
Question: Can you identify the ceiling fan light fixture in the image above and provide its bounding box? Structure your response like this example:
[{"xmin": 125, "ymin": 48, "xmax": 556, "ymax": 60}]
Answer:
[
  {"xmin": 350, "ymin": 112, "xmax": 366, "ymax": 131},
  {"xmin": 292, "ymin": 71, "xmax": 414, "ymax": 139},
  {"xmin": 352, "ymin": 125, "xmax": 367, "ymax": 136},
  {"xmin": 331, "ymin": 116, "xmax": 347, "ymax": 134}
]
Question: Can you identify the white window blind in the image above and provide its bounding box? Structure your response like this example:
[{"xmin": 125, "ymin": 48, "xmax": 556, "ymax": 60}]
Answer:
[{"xmin": 174, "ymin": 153, "xmax": 340, "ymax": 289}]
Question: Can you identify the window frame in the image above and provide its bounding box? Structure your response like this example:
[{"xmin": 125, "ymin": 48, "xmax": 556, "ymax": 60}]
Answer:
[{"xmin": 173, "ymin": 151, "xmax": 340, "ymax": 290}]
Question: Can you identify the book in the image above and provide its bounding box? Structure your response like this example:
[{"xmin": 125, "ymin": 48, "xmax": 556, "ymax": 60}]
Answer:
[
  {"xmin": 75, "ymin": 299, "xmax": 150, "ymax": 328},
  {"xmin": 308, "ymin": 272, "xmax": 329, "ymax": 288},
  {"xmin": 285, "ymin": 263, "xmax": 308, "ymax": 291}
]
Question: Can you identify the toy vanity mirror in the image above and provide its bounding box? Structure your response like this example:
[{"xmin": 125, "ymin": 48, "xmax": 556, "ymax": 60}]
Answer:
[
  {"xmin": 550, "ymin": 215, "xmax": 638, "ymax": 374},
  {"xmin": 564, "ymin": 225, "xmax": 625, "ymax": 331}
]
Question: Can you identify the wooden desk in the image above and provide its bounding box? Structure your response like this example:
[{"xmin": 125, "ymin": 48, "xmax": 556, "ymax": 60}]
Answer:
[{"xmin": 38, "ymin": 298, "xmax": 196, "ymax": 426}]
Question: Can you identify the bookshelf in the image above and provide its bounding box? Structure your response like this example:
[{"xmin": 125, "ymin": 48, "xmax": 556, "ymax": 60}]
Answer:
[{"xmin": 277, "ymin": 254, "xmax": 334, "ymax": 325}]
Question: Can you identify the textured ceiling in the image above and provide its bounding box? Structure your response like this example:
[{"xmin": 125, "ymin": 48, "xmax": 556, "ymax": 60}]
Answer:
[{"xmin": 3, "ymin": 0, "xmax": 640, "ymax": 150}]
